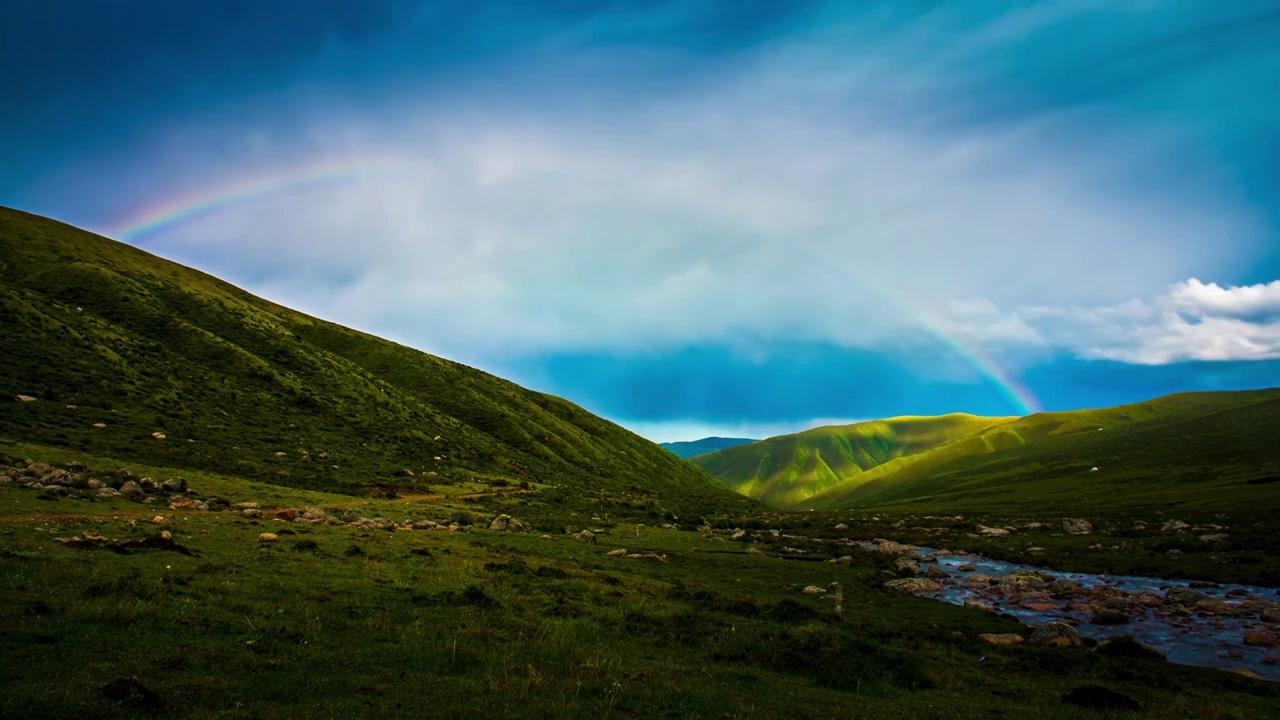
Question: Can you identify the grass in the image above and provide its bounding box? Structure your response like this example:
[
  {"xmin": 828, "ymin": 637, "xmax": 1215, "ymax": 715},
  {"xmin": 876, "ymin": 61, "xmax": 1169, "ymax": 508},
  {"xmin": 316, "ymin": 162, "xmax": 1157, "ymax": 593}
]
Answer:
[
  {"xmin": 693, "ymin": 414, "xmax": 1012, "ymax": 507},
  {"xmin": 0, "ymin": 207, "xmax": 734, "ymax": 519},
  {"xmin": 2, "ymin": 459, "xmax": 1276, "ymax": 718}
]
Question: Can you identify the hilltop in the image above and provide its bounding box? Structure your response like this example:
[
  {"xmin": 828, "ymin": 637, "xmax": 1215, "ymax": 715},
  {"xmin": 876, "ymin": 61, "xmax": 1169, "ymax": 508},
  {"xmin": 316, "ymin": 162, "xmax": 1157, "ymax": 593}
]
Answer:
[
  {"xmin": 692, "ymin": 414, "xmax": 1010, "ymax": 508},
  {"xmin": 660, "ymin": 436, "xmax": 756, "ymax": 459},
  {"xmin": 0, "ymin": 207, "xmax": 733, "ymax": 517},
  {"xmin": 693, "ymin": 390, "xmax": 1280, "ymax": 516}
]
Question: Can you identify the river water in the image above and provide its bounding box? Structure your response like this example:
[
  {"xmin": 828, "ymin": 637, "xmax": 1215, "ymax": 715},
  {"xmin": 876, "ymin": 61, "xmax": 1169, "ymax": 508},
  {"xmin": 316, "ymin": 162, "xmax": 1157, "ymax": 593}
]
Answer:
[{"xmin": 898, "ymin": 546, "xmax": 1279, "ymax": 682}]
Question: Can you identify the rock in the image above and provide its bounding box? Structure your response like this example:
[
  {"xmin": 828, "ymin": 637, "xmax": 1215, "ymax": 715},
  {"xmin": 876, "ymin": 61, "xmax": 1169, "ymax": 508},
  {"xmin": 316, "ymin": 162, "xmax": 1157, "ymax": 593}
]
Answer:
[
  {"xmin": 1029, "ymin": 622, "xmax": 1084, "ymax": 648},
  {"xmin": 151, "ymin": 432, "xmax": 166, "ymax": 441},
  {"xmin": 1090, "ymin": 610, "xmax": 1130, "ymax": 625},
  {"xmin": 274, "ymin": 509, "xmax": 298, "ymax": 521},
  {"xmin": 274, "ymin": 451, "xmax": 286, "ymax": 457},
  {"xmin": 967, "ymin": 574, "xmax": 996, "ymax": 588},
  {"xmin": 160, "ymin": 478, "xmax": 187, "ymax": 493},
  {"xmin": 1161, "ymin": 519, "xmax": 1190, "ymax": 533},
  {"xmin": 956, "ymin": 562, "xmax": 977, "ymax": 572},
  {"xmin": 92, "ymin": 423, "xmax": 106, "ymax": 428},
  {"xmin": 605, "ymin": 548, "xmax": 627, "ymax": 557},
  {"xmin": 96, "ymin": 487, "xmax": 120, "ymax": 498},
  {"xmin": 259, "ymin": 533, "xmax": 278, "ymax": 543},
  {"xmin": 15, "ymin": 395, "xmax": 37, "ymax": 402},
  {"xmin": 118, "ymin": 481, "xmax": 146, "ymax": 501},
  {"xmin": 151, "ymin": 516, "xmax": 165, "ymax": 525},
  {"xmin": 297, "ymin": 507, "xmax": 326, "ymax": 522},
  {"xmin": 1062, "ymin": 518, "xmax": 1094, "ymax": 535},
  {"xmin": 883, "ymin": 578, "xmax": 944, "ymax": 593},
  {"xmin": 1164, "ymin": 587, "xmax": 1208, "ymax": 606},
  {"xmin": 488, "ymin": 515, "xmax": 528, "ymax": 532},
  {"xmin": 1233, "ymin": 669, "xmax": 1264, "ymax": 680},
  {"xmin": 1244, "ymin": 630, "xmax": 1278, "ymax": 647},
  {"xmin": 412, "ymin": 520, "xmax": 438, "ymax": 530},
  {"xmin": 87, "ymin": 478, "xmax": 105, "ymax": 489},
  {"xmin": 978, "ymin": 525, "xmax": 1011, "ymax": 537},
  {"xmin": 159, "ymin": 530, "xmax": 172, "ymax": 541},
  {"xmin": 1166, "ymin": 549, "xmax": 1183, "ymax": 555},
  {"xmin": 730, "ymin": 530, "xmax": 746, "ymax": 540},
  {"xmin": 834, "ymin": 523, "xmax": 848, "ymax": 530},
  {"xmin": 243, "ymin": 508, "xmax": 261, "ymax": 518},
  {"xmin": 232, "ymin": 502, "xmax": 259, "ymax": 510},
  {"xmin": 574, "ymin": 530, "xmax": 597, "ymax": 545},
  {"xmin": 168, "ymin": 497, "xmax": 196, "ymax": 509},
  {"xmin": 1095, "ymin": 635, "xmax": 1166, "ymax": 660},
  {"xmin": 964, "ymin": 599, "xmax": 994, "ymax": 612},
  {"xmin": 894, "ymin": 556, "xmax": 922, "ymax": 576},
  {"xmin": 801, "ymin": 585, "xmax": 825, "ymax": 595},
  {"xmin": 745, "ymin": 547, "xmax": 765, "ymax": 556},
  {"xmin": 1199, "ymin": 533, "xmax": 1229, "ymax": 543},
  {"xmin": 979, "ymin": 633, "xmax": 1024, "ymax": 646},
  {"xmin": 873, "ymin": 540, "xmax": 920, "ymax": 555},
  {"xmin": 925, "ymin": 565, "xmax": 949, "ymax": 580}
]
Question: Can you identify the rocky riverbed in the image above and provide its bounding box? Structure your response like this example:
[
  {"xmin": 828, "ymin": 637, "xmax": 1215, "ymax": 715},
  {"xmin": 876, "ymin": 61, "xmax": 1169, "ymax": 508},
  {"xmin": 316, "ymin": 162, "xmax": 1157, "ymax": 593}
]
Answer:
[{"xmin": 869, "ymin": 540, "xmax": 1280, "ymax": 681}]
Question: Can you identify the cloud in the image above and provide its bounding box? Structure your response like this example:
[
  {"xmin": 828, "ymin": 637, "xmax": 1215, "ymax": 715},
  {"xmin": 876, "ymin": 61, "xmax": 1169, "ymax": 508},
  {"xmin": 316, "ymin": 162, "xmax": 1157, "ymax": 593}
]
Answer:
[
  {"xmin": 949, "ymin": 279, "xmax": 1280, "ymax": 365},
  {"xmin": 1167, "ymin": 278, "xmax": 1280, "ymax": 320}
]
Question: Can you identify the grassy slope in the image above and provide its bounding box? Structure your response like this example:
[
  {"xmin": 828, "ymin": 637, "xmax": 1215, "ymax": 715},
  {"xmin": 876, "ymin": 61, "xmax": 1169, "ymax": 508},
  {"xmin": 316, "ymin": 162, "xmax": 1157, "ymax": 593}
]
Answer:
[
  {"xmin": 0, "ymin": 207, "xmax": 732, "ymax": 517},
  {"xmin": 2, "ymin": 453, "xmax": 1275, "ymax": 718},
  {"xmin": 821, "ymin": 389, "xmax": 1280, "ymax": 517},
  {"xmin": 660, "ymin": 437, "xmax": 757, "ymax": 459},
  {"xmin": 693, "ymin": 415, "xmax": 1010, "ymax": 508}
]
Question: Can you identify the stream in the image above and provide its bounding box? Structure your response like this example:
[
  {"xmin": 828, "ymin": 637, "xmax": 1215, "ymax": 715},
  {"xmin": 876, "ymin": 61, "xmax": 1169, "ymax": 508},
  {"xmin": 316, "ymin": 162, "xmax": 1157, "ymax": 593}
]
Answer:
[{"xmin": 879, "ymin": 544, "xmax": 1280, "ymax": 681}]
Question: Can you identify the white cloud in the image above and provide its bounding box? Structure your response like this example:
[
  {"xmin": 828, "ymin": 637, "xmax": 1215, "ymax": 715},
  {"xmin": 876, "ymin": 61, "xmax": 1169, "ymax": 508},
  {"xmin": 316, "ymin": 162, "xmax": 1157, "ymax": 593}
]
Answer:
[
  {"xmin": 948, "ymin": 279, "xmax": 1280, "ymax": 365},
  {"xmin": 1167, "ymin": 278, "xmax": 1280, "ymax": 320}
]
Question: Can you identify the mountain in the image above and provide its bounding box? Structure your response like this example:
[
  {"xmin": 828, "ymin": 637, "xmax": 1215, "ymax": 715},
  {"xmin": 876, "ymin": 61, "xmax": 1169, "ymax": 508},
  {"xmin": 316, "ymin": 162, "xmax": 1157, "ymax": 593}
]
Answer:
[
  {"xmin": 692, "ymin": 414, "xmax": 1010, "ymax": 507},
  {"xmin": 0, "ymin": 207, "xmax": 733, "ymax": 515},
  {"xmin": 694, "ymin": 389, "xmax": 1280, "ymax": 515},
  {"xmin": 660, "ymin": 436, "xmax": 756, "ymax": 459},
  {"xmin": 807, "ymin": 389, "xmax": 1280, "ymax": 516}
]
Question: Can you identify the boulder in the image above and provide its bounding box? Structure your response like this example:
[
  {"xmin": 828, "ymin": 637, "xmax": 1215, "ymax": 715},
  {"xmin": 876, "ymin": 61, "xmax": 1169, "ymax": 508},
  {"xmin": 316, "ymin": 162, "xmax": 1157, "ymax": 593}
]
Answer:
[
  {"xmin": 151, "ymin": 516, "xmax": 165, "ymax": 525},
  {"xmin": 925, "ymin": 565, "xmax": 949, "ymax": 580},
  {"xmin": 118, "ymin": 481, "xmax": 146, "ymax": 501},
  {"xmin": 15, "ymin": 394, "xmax": 37, "ymax": 402},
  {"xmin": 297, "ymin": 507, "xmax": 326, "ymax": 522},
  {"xmin": 1164, "ymin": 587, "xmax": 1208, "ymax": 606},
  {"xmin": 894, "ymin": 556, "xmax": 923, "ymax": 576},
  {"xmin": 159, "ymin": 478, "xmax": 184, "ymax": 493},
  {"xmin": 801, "ymin": 585, "xmax": 825, "ymax": 595},
  {"xmin": 1062, "ymin": 518, "xmax": 1094, "ymax": 535},
  {"xmin": 1029, "ymin": 622, "xmax": 1084, "ymax": 648},
  {"xmin": 964, "ymin": 599, "xmax": 995, "ymax": 612},
  {"xmin": 274, "ymin": 508, "xmax": 298, "ymax": 521},
  {"xmin": 745, "ymin": 547, "xmax": 765, "ymax": 556},
  {"xmin": 488, "ymin": 515, "xmax": 528, "ymax": 532},
  {"xmin": 605, "ymin": 548, "xmax": 627, "ymax": 557},
  {"xmin": 258, "ymin": 533, "xmax": 278, "ymax": 543},
  {"xmin": 1161, "ymin": 520, "xmax": 1190, "ymax": 533},
  {"xmin": 956, "ymin": 562, "xmax": 977, "ymax": 572},
  {"xmin": 1244, "ymin": 630, "xmax": 1278, "ymax": 647},
  {"xmin": 883, "ymin": 578, "xmax": 944, "ymax": 593},
  {"xmin": 574, "ymin": 530, "xmax": 597, "ymax": 545},
  {"xmin": 730, "ymin": 530, "xmax": 746, "ymax": 540},
  {"xmin": 232, "ymin": 502, "xmax": 259, "ymax": 510},
  {"xmin": 979, "ymin": 633, "xmax": 1024, "ymax": 646},
  {"xmin": 242, "ymin": 508, "xmax": 261, "ymax": 518},
  {"xmin": 978, "ymin": 525, "xmax": 1011, "ymax": 537}
]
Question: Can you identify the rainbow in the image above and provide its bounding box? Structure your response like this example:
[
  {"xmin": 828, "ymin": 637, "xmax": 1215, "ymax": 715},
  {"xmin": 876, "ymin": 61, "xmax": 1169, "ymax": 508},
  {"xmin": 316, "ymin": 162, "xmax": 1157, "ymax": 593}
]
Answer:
[
  {"xmin": 109, "ymin": 158, "xmax": 364, "ymax": 243},
  {"xmin": 106, "ymin": 160, "xmax": 1043, "ymax": 416}
]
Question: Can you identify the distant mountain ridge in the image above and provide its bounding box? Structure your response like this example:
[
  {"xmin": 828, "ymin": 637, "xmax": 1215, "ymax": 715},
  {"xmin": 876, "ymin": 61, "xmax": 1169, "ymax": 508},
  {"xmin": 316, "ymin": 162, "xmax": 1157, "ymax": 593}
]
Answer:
[
  {"xmin": 692, "ymin": 390, "xmax": 1280, "ymax": 514},
  {"xmin": 0, "ymin": 207, "xmax": 734, "ymax": 515},
  {"xmin": 660, "ymin": 437, "xmax": 756, "ymax": 459}
]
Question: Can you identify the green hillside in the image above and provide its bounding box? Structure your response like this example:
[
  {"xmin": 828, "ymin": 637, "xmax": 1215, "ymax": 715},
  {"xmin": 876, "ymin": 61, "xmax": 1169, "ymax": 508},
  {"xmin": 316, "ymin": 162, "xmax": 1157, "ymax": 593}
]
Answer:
[
  {"xmin": 814, "ymin": 389, "xmax": 1280, "ymax": 516},
  {"xmin": 0, "ymin": 207, "xmax": 732, "ymax": 516},
  {"xmin": 692, "ymin": 414, "xmax": 1010, "ymax": 508},
  {"xmin": 660, "ymin": 436, "xmax": 756, "ymax": 459}
]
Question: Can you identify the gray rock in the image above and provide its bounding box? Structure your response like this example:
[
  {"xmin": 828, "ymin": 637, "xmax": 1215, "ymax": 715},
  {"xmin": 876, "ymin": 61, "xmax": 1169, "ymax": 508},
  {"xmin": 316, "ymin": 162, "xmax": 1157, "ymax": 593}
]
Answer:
[
  {"xmin": 118, "ymin": 480, "xmax": 146, "ymax": 501},
  {"xmin": 894, "ymin": 556, "xmax": 923, "ymax": 576},
  {"xmin": 160, "ymin": 478, "xmax": 187, "ymax": 493},
  {"xmin": 883, "ymin": 578, "xmax": 944, "ymax": 593},
  {"xmin": 1029, "ymin": 622, "xmax": 1084, "ymax": 647},
  {"xmin": 489, "ymin": 515, "xmax": 528, "ymax": 532},
  {"xmin": 1062, "ymin": 518, "xmax": 1094, "ymax": 535}
]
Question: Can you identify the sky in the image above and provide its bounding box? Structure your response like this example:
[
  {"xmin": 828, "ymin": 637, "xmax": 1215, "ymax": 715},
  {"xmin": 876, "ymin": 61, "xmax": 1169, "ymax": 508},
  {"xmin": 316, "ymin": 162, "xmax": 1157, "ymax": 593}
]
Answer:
[{"xmin": 3, "ymin": 0, "xmax": 1279, "ymax": 442}]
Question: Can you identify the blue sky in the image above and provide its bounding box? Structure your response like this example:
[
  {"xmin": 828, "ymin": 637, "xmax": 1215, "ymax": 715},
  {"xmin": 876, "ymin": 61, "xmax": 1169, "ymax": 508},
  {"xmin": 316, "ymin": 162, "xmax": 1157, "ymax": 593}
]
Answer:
[{"xmin": 3, "ymin": 1, "xmax": 1279, "ymax": 441}]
